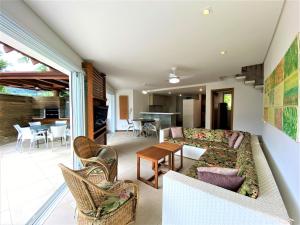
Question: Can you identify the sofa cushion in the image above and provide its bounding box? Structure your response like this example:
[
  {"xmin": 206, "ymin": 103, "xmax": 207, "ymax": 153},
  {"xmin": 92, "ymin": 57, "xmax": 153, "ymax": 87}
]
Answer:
[
  {"xmin": 171, "ymin": 127, "xmax": 184, "ymax": 139},
  {"xmin": 165, "ymin": 137, "xmax": 187, "ymax": 145},
  {"xmin": 183, "ymin": 128, "xmax": 228, "ymax": 143},
  {"xmin": 233, "ymin": 133, "xmax": 244, "ymax": 149},
  {"xmin": 197, "ymin": 167, "xmax": 239, "ymax": 176},
  {"xmin": 236, "ymin": 142, "xmax": 259, "ymax": 198},
  {"xmin": 183, "ymin": 128, "xmax": 215, "ymax": 142},
  {"xmin": 197, "ymin": 171, "xmax": 244, "ymax": 192},
  {"xmin": 186, "ymin": 148, "xmax": 237, "ymax": 179},
  {"xmin": 228, "ymin": 132, "xmax": 239, "ymax": 147}
]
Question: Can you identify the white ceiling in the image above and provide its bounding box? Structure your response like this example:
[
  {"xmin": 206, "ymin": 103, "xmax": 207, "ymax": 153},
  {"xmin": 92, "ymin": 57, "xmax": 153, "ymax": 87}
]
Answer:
[{"xmin": 25, "ymin": 0, "xmax": 283, "ymax": 91}]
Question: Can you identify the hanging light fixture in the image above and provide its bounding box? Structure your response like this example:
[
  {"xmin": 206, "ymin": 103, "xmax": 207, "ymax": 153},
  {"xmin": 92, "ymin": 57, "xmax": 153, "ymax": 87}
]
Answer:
[{"xmin": 169, "ymin": 77, "xmax": 180, "ymax": 84}]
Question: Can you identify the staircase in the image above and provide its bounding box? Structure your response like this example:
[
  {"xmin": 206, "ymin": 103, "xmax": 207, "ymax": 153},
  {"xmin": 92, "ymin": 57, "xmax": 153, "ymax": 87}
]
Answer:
[{"xmin": 235, "ymin": 64, "xmax": 264, "ymax": 90}]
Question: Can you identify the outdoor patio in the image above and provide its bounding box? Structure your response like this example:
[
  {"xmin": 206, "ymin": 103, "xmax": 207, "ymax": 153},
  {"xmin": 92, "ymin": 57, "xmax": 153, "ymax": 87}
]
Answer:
[{"xmin": 0, "ymin": 141, "xmax": 72, "ymax": 225}]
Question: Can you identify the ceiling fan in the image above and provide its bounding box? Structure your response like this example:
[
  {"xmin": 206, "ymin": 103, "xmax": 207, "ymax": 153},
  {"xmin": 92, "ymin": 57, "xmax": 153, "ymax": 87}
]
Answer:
[
  {"xmin": 168, "ymin": 67, "xmax": 194, "ymax": 84},
  {"xmin": 168, "ymin": 67, "xmax": 180, "ymax": 84}
]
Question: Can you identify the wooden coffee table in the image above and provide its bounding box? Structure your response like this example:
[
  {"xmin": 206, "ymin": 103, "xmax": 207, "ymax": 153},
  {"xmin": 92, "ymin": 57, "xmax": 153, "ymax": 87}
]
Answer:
[
  {"xmin": 136, "ymin": 146, "xmax": 171, "ymax": 189},
  {"xmin": 154, "ymin": 142, "xmax": 183, "ymax": 171}
]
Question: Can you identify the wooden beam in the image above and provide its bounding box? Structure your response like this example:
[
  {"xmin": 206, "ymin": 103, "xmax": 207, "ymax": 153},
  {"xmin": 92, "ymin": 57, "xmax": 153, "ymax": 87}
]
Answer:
[
  {"xmin": 0, "ymin": 79, "xmax": 66, "ymax": 91},
  {"xmin": 39, "ymin": 79, "xmax": 69, "ymax": 87},
  {"xmin": 0, "ymin": 71, "xmax": 69, "ymax": 80}
]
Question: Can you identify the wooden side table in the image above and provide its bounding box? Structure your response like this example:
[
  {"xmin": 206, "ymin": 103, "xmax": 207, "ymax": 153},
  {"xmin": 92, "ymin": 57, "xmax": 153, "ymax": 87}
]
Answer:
[
  {"xmin": 136, "ymin": 146, "xmax": 171, "ymax": 189},
  {"xmin": 154, "ymin": 142, "xmax": 183, "ymax": 171}
]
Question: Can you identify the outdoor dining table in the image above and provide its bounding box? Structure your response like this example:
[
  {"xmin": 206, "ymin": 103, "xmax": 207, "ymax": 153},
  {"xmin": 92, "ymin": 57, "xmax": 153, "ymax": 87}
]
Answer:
[{"xmin": 30, "ymin": 124, "xmax": 69, "ymax": 143}]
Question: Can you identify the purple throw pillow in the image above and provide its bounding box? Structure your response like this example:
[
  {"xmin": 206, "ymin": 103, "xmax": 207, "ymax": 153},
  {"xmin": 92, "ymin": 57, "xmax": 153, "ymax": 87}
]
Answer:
[
  {"xmin": 197, "ymin": 171, "xmax": 244, "ymax": 192},
  {"xmin": 228, "ymin": 132, "xmax": 239, "ymax": 148}
]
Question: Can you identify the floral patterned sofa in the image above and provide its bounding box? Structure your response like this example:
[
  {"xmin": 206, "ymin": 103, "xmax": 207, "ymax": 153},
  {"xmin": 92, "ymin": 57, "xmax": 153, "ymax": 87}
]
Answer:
[
  {"xmin": 161, "ymin": 128, "xmax": 259, "ymax": 198},
  {"xmin": 161, "ymin": 128, "xmax": 291, "ymax": 225}
]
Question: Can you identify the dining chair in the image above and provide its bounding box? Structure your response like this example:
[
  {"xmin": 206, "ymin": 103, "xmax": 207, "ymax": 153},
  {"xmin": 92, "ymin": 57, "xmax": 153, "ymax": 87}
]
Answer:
[
  {"xmin": 14, "ymin": 125, "xmax": 46, "ymax": 150},
  {"xmin": 132, "ymin": 120, "xmax": 143, "ymax": 136},
  {"xmin": 13, "ymin": 124, "xmax": 23, "ymax": 149},
  {"xmin": 28, "ymin": 121, "xmax": 41, "ymax": 126},
  {"xmin": 146, "ymin": 119, "xmax": 160, "ymax": 138},
  {"xmin": 48, "ymin": 125, "xmax": 67, "ymax": 148},
  {"xmin": 126, "ymin": 119, "xmax": 134, "ymax": 134},
  {"xmin": 55, "ymin": 120, "xmax": 67, "ymax": 125},
  {"xmin": 65, "ymin": 128, "xmax": 71, "ymax": 147}
]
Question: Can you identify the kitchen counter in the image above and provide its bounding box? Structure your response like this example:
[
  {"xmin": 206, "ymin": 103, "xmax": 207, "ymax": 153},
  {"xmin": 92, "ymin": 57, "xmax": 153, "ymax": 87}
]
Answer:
[
  {"xmin": 140, "ymin": 112, "xmax": 179, "ymax": 128},
  {"xmin": 140, "ymin": 112, "xmax": 180, "ymax": 115}
]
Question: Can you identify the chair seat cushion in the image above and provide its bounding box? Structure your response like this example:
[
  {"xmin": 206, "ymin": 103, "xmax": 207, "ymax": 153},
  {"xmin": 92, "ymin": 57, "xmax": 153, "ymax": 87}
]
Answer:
[{"xmin": 93, "ymin": 181, "xmax": 132, "ymax": 217}]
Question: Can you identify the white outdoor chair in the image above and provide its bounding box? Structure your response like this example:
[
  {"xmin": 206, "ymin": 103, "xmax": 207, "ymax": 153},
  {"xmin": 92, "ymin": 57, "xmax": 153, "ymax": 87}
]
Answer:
[
  {"xmin": 126, "ymin": 119, "xmax": 134, "ymax": 133},
  {"xmin": 28, "ymin": 121, "xmax": 41, "ymax": 126},
  {"xmin": 48, "ymin": 125, "xmax": 67, "ymax": 148},
  {"xmin": 65, "ymin": 128, "xmax": 71, "ymax": 147},
  {"xmin": 13, "ymin": 125, "xmax": 46, "ymax": 150},
  {"xmin": 13, "ymin": 124, "xmax": 23, "ymax": 149},
  {"xmin": 55, "ymin": 120, "xmax": 67, "ymax": 125}
]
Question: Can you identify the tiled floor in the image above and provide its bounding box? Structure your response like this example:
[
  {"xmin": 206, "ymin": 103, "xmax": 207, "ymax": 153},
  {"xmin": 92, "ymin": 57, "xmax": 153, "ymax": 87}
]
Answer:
[
  {"xmin": 43, "ymin": 132, "xmax": 195, "ymax": 225},
  {"xmin": 0, "ymin": 140, "xmax": 72, "ymax": 225}
]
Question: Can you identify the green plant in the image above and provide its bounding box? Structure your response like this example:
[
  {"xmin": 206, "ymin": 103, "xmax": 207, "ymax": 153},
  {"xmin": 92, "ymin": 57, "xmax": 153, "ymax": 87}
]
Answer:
[
  {"xmin": 17, "ymin": 56, "xmax": 30, "ymax": 63},
  {"xmin": 59, "ymin": 90, "xmax": 69, "ymax": 97},
  {"xmin": 35, "ymin": 64, "xmax": 48, "ymax": 72},
  {"xmin": 0, "ymin": 85, "xmax": 6, "ymax": 93},
  {"xmin": 0, "ymin": 59, "xmax": 8, "ymax": 71}
]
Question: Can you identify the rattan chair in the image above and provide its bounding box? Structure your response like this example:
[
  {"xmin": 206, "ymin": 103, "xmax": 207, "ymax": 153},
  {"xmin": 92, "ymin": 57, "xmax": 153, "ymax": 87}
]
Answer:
[
  {"xmin": 59, "ymin": 164, "xmax": 138, "ymax": 225},
  {"xmin": 73, "ymin": 136, "xmax": 118, "ymax": 182}
]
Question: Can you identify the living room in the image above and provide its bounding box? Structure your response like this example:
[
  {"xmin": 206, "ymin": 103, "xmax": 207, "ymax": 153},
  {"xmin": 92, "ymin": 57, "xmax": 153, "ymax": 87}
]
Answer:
[{"xmin": 0, "ymin": 1, "xmax": 299, "ymax": 225}]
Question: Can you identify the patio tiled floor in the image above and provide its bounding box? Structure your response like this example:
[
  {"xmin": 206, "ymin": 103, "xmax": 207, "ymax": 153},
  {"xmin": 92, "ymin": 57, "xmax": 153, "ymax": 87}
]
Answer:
[{"xmin": 0, "ymin": 140, "xmax": 72, "ymax": 225}]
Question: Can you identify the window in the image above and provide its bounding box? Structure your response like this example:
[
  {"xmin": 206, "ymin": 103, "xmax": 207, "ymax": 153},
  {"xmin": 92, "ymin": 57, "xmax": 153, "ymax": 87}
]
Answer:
[{"xmin": 223, "ymin": 93, "xmax": 232, "ymax": 110}]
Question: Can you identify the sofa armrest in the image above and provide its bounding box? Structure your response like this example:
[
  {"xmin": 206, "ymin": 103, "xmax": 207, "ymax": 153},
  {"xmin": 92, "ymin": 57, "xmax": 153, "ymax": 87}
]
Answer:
[
  {"xmin": 163, "ymin": 171, "xmax": 291, "ymax": 225},
  {"xmin": 160, "ymin": 128, "xmax": 171, "ymax": 143}
]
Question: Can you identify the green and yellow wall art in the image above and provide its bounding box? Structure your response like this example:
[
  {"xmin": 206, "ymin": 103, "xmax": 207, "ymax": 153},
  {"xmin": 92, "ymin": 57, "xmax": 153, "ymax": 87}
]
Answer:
[{"xmin": 263, "ymin": 33, "xmax": 300, "ymax": 142}]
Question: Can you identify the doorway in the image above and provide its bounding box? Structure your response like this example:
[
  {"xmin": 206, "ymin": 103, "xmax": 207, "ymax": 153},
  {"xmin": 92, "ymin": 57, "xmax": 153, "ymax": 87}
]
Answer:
[
  {"xmin": 106, "ymin": 92, "xmax": 116, "ymax": 133},
  {"xmin": 211, "ymin": 88, "xmax": 234, "ymax": 130}
]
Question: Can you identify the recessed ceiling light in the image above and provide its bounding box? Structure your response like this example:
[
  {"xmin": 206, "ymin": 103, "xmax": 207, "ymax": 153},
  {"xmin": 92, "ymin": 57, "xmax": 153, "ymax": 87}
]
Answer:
[
  {"xmin": 220, "ymin": 50, "xmax": 227, "ymax": 55},
  {"xmin": 199, "ymin": 88, "xmax": 203, "ymax": 92},
  {"xmin": 142, "ymin": 90, "xmax": 148, "ymax": 95},
  {"xmin": 203, "ymin": 7, "xmax": 212, "ymax": 15},
  {"xmin": 35, "ymin": 87, "xmax": 40, "ymax": 90},
  {"xmin": 168, "ymin": 91, "xmax": 172, "ymax": 95},
  {"xmin": 179, "ymin": 94, "xmax": 182, "ymax": 97}
]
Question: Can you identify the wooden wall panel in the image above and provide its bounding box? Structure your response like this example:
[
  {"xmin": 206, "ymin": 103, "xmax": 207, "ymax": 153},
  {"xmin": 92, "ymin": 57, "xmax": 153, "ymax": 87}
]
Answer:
[
  {"xmin": 0, "ymin": 94, "xmax": 33, "ymax": 145},
  {"xmin": 119, "ymin": 95, "xmax": 129, "ymax": 119},
  {"xmin": 82, "ymin": 62, "xmax": 107, "ymax": 144}
]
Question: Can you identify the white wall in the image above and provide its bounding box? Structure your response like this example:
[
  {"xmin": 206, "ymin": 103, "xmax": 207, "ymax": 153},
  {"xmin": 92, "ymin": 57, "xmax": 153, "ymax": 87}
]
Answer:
[
  {"xmin": 1, "ymin": 0, "xmax": 82, "ymax": 71},
  {"xmin": 205, "ymin": 79, "xmax": 263, "ymax": 135},
  {"xmin": 262, "ymin": 1, "xmax": 300, "ymax": 224},
  {"xmin": 133, "ymin": 90, "xmax": 149, "ymax": 118},
  {"xmin": 115, "ymin": 89, "xmax": 149, "ymax": 130}
]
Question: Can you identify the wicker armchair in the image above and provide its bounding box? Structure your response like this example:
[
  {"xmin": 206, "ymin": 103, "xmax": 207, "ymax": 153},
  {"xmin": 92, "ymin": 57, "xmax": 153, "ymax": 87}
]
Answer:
[
  {"xmin": 74, "ymin": 136, "xmax": 118, "ymax": 182},
  {"xmin": 59, "ymin": 164, "xmax": 138, "ymax": 225}
]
